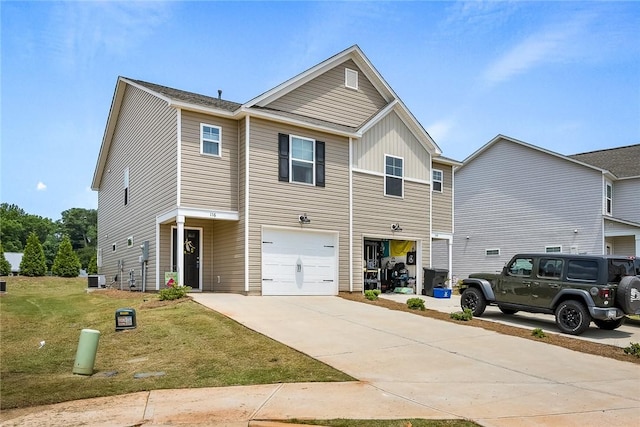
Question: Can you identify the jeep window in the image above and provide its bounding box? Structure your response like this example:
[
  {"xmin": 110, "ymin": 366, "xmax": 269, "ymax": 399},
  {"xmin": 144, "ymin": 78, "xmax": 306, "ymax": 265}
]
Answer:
[
  {"xmin": 538, "ymin": 258, "xmax": 563, "ymax": 279},
  {"xmin": 607, "ymin": 259, "xmax": 634, "ymax": 283},
  {"xmin": 566, "ymin": 260, "xmax": 598, "ymax": 282},
  {"xmin": 507, "ymin": 258, "xmax": 533, "ymax": 277}
]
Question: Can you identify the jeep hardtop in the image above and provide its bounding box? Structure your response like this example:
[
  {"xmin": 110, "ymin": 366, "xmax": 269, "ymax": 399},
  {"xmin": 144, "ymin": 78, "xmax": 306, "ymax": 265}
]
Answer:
[{"xmin": 459, "ymin": 253, "xmax": 640, "ymax": 335}]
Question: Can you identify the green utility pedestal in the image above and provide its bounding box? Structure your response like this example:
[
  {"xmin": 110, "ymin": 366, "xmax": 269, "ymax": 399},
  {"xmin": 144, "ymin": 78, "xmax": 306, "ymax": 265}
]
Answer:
[{"xmin": 72, "ymin": 328, "xmax": 100, "ymax": 375}]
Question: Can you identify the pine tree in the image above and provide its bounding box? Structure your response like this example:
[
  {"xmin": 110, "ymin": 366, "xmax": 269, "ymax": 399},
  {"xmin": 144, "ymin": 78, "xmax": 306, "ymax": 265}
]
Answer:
[
  {"xmin": 0, "ymin": 242, "xmax": 12, "ymax": 276},
  {"xmin": 20, "ymin": 232, "xmax": 47, "ymax": 276},
  {"xmin": 52, "ymin": 235, "xmax": 81, "ymax": 277}
]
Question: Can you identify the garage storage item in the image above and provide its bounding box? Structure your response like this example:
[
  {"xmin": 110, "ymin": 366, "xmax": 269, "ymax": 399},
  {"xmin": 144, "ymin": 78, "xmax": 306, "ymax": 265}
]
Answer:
[
  {"xmin": 115, "ymin": 308, "xmax": 136, "ymax": 331},
  {"xmin": 73, "ymin": 329, "xmax": 100, "ymax": 375},
  {"xmin": 422, "ymin": 268, "xmax": 449, "ymax": 296},
  {"xmin": 433, "ymin": 287, "xmax": 452, "ymax": 298}
]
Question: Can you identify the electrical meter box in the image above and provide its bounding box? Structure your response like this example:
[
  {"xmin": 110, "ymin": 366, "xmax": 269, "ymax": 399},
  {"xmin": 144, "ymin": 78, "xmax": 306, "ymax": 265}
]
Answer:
[{"xmin": 115, "ymin": 308, "xmax": 136, "ymax": 331}]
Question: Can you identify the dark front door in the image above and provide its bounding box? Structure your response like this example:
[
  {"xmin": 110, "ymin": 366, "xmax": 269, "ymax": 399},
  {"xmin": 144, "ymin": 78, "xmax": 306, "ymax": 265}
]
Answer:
[{"xmin": 172, "ymin": 228, "xmax": 200, "ymax": 289}]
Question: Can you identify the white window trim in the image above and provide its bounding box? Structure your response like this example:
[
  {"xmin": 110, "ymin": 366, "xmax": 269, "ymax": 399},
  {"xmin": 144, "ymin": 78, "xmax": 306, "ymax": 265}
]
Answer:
[
  {"xmin": 545, "ymin": 245, "xmax": 562, "ymax": 253},
  {"xmin": 604, "ymin": 181, "xmax": 613, "ymax": 216},
  {"xmin": 290, "ymin": 134, "xmax": 315, "ymax": 185},
  {"xmin": 433, "ymin": 169, "xmax": 443, "ymax": 193},
  {"xmin": 485, "ymin": 248, "xmax": 500, "ymax": 256},
  {"xmin": 384, "ymin": 154, "xmax": 404, "ymax": 198},
  {"xmin": 345, "ymin": 68, "xmax": 358, "ymax": 90},
  {"xmin": 200, "ymin": 123, "xmax": 222, "ymax": 157}
]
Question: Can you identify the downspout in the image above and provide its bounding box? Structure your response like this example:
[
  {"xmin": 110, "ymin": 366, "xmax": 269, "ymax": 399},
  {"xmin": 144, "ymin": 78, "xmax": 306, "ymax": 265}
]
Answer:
[
  {"xmin": 244, "ymin": 116, "xmax": 250, "ymax": 293},
  {"xmin": 349, "ymin": 137, "xmax": 353, "ymax": 292},
  {"xmin": 449, "ymin": 166, "xmax": 455, "ymax": 285}
]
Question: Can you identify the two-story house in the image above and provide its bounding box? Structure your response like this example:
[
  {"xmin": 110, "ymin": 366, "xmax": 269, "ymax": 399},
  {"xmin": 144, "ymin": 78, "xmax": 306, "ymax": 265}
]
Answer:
[
  {"xmin": 91, "ymin": 45, "xmax": 460, "ymax": 295},
  {"xmin": 453, "ymin": 135, "xmax": 640, "ymax": 281}
]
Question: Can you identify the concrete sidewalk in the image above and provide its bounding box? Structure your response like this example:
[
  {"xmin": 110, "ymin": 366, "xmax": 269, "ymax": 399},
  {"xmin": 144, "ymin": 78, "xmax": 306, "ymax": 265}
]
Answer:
[{"xmin": 2, "ymin": 294, "xmax": 638, "ymax": 427}]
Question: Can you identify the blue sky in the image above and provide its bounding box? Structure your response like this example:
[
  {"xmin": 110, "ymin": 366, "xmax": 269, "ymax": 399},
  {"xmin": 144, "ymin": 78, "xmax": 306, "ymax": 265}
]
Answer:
[{"xmin": 2, "ymin": 1, "xmax": 639, "ymax": 221}]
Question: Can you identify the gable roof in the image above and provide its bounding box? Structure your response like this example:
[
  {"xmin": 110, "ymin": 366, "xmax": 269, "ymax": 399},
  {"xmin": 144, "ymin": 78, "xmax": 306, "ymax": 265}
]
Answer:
[
  {"xmin": 569, "ymin": 144, "xmax": 640, "ymax": 179},
  {"xmin": 458, "ymin": 134, "xmax": 615, "ymax": 178}
]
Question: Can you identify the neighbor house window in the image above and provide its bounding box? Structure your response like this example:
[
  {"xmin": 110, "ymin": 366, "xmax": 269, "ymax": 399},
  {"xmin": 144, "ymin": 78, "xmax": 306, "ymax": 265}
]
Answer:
[
  {"xmin": 278, "ymin": 133, "xmax": 325, "ymax": 187},
  {"xmin": 433, "ymin": 169, "xmax": 443, "ymax": 192},
  {"xmin": 345, "ymin": 68, "xmax": 358, "ymax": 90},
  {"xmin": 201, "ymin": 124, "xmax": 221, "ymax": 156},
  {"xmin": 385, "ymin": 155, "xmax": 403, "ymax": 197},
  {"xmin": 605, "ymin": 181, "xmax": 612, "ymax": 215},
  {"xmin": 112, "ymin": 243, "xmax": 117, "ymax": 252},
  {"xmin": 486, "ymin": 248, "xmax": 500, "ymax": 256},
  {"xmin": 545, "ymin": 245, "xmax": 562, "ymax": 253},
  {"xmin": 127, "ymin": 236, "xmax": 134, "ymax": 248},
  {"xmin": 123, "ymin": 167, "xmax": 129, "ymax": 206}
]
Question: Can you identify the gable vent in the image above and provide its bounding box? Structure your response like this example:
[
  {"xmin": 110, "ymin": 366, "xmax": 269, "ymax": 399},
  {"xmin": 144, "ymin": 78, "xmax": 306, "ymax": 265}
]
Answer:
[{"xmin": 345, "ymin": 68, "xmax": 358, "ymax": 90}]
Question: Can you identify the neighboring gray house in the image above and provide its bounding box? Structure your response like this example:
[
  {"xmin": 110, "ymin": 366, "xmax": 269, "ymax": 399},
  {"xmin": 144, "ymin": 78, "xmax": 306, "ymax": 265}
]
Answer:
[
  {"xmin": 453, "ymin": 135, "xmax": 640, "ymax": 281},
  {"xmin": 5, "ymin": 252, "xmax": 23, "ymax": 275}
]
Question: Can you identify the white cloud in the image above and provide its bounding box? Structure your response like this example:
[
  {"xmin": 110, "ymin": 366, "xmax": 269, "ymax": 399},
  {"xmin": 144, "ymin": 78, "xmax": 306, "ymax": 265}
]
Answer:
[
  {"xmin": 427, "ymin": 119, "xmax": 456, "ymax": 143},
  {"xmin": 36, "ymin": 181, "xmax": 47, "ymax": 191}
]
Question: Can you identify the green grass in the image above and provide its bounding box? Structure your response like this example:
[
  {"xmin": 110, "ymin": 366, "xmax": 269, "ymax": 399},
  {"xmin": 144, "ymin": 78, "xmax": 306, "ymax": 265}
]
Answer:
[{"xmin": 0, "ymin": 277, "xmax": 353, "ymax": 409}]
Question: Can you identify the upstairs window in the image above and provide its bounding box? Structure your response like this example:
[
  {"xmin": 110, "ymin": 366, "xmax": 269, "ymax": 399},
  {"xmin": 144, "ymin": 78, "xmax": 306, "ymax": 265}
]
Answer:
[
  {"xmin": 385, "ymin": 155, "xmax": 403, "ymax": 197},
  {"xmin": 278, "ymin": 133, "xmax": 325, "ymax": 187},
  {"xmin": 433, "ymin": 169, "xmax": 443, "ymax": 192},
  {"xmin": 345, "ymin": 68, "xmax": 358, "ymax": 90},
  {"xmin": 123, "ymin": 167, "xmax": 129, "ymax": 206},
  {"xmin": 201, "ymin": 124, "xmax": 221, "ymax": 156},
  {"xmin": 605, "ymin": 181, "xmax": 612, "ymax": 215}
]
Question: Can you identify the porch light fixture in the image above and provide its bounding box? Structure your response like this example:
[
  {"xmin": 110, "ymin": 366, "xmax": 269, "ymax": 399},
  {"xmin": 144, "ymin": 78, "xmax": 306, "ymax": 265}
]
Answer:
[{"xmin": 299, "ymin": 213, "xmax": 311, "ymax": 224}]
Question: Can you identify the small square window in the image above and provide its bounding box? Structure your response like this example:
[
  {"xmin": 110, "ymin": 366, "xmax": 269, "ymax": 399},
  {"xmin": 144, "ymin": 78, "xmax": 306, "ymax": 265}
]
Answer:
[
  {"xmin": 345, "ymin": 68, "xmax": 358, "ymax": 90},
  {"xmin": 201, "ymin": 124, "xmax": 221, "ymax": 156},
  {"xmin": 545, "ymin": 246, "xmax": 562, "ymax": 253},
  {"xmin": 433, "ymin": 169, "xmax": 443, "ymax": 192},
  {"xmin": 127, "ymin": 236, "xmax": 134, "ymax": 248}
]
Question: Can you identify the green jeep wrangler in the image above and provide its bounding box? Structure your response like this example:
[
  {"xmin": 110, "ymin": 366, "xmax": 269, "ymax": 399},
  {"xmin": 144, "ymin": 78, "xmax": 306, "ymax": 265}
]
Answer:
[{"xmin": 460, "ymin": 254, "xmax": 640, "ymax": 335}]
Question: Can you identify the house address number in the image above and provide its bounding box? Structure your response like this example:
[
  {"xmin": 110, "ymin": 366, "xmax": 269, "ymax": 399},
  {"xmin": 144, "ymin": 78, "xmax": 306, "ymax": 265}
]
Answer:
[{"xmin": 209, "ymin": 212, "xmax": 217, "ymax": 218}]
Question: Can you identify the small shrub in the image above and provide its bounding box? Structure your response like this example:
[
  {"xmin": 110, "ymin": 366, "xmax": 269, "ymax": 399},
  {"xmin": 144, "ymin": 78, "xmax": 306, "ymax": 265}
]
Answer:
[
  {"xmin": 159, "ymin": 284, "xmax": 192, "ymax": 300},
  {"xmin": 450, "ymin": 308, "xmax": 473, "ymax": 321},
  {"xmin": 532, "ymin": 328, "xmax": 547, "ymax": 339},
  {"xmin": 364, "ymin": 289, "xmax": 380, "ymax": 300},
  {"xmin": 406, "ymin": 297, "xmax": 425, "ymax": 311},
  {"xmin": 623, "ymin": 342, "xmax": 640, "ymax": 358},
  {"xmin": 20, "ymin": 232, "xmax": 47, "ymax": 276},
  {"xmin": 52, "ymin": 235, "xmax": 81, "ymax": 277},
  {"xmin": 0, "ymin": 242, "xmax": 11, "ymax": 276}
]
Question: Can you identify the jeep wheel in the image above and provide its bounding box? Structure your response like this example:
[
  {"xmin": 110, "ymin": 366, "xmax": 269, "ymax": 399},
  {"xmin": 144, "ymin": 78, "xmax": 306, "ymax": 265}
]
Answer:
[
  {"xmin": 461, "ymin": 287, "xmax": 487, "ymax": 316},
  {"xmin": 555, "ymin": 300, "xmax": 590, "ymax": 335},
  {"xmin": 593, "ymin": 317, "xmax": 626, "ymax": 330},
  {"xmin": 616, "ymin": 276, "xmax": 640, "ymax": 314},
  {"xmin": 498, "ymin": 306, "xmax": 518, "ymax": 315}
]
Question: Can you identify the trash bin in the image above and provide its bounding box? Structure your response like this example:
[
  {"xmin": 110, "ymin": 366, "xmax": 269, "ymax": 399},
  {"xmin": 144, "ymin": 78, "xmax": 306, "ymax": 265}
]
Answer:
[
  {"xmin": 73, "ymin": 329, "xmax": 100, "ymax": 375},
  {"xmin": 0, "ymin": 280, "xmax": 6, "ymax": 293},
  {"xmin": 87, "ymin": 275, "xmax": 99, "ymax": 288},
  {"xmin": 422, "ymin": 268, "xmax": 449, "ymax": 296}
]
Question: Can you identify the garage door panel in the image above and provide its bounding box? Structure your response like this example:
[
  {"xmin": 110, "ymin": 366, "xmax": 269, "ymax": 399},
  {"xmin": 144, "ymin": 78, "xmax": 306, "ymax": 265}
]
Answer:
[{"xmin": 262, "ymin": 229, "xmax": 337, "ymax": 296}]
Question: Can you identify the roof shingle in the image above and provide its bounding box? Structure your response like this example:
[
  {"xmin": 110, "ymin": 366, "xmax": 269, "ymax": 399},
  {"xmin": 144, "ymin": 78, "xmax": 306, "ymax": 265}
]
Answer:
[{"xmin": 569, "ymin": 144, "xmax": 640, "ymax": 178}]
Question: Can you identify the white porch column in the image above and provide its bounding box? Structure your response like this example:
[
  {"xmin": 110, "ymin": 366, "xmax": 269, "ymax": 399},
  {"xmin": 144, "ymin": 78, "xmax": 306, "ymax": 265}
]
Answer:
[
  {"xmin": 176, "ymin": 215, "xmax": 185, "ymax": 287},
  {"xmin": 448, "ymin": 238, "xmax": 453, "ymax": 288}
]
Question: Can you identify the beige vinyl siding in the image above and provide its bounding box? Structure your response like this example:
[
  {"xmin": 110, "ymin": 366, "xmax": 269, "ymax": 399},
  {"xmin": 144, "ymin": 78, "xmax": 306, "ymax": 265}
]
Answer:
[
  {"xmin": 180, "ymin": 111, "xmax": 239, "ymax": 211},
  {"xmin": 266, "ymin": 60, "xmax": 387, "ymax": 128},
  {"xmin": 355, "ymin": 111, "xmax": 431, "ymax": 182},
  {"xmin": 247, "ymin": 118, "xmax": 350, "ymax": 293},
  {"xmin": 97, "ymin": 85, "xmax": 177, "ymax": 289},
  {"xmin": 352, "ymin": 171, "xmax": 431, "ymax": 290},
  {"xmin": 212, "ymin": 220, "xmax": 245, "ymax": 292},
  {"xmin": 432, "ymin": 162, "xmax": 453, "ymax": 233},
  {"xmin": 608, "ymin": 235, "xmax": 636, "ymax": 255}
]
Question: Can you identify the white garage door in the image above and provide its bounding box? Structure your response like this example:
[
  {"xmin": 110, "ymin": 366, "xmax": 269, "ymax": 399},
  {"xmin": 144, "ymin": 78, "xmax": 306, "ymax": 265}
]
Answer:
[{"xmin": 262, "ymin": 228, "xmax": 337, "ymax": 296}]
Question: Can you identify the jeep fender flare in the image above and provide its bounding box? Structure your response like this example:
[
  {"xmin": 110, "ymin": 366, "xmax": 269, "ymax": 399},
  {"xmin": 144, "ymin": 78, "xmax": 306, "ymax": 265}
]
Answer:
[
  {"xmin": 550, "ymin": 289, "xmax": 595, "ymax": 309},
  {"xmin": 461, "ymin": 278, "xmax": 495, "ymax": 301}
]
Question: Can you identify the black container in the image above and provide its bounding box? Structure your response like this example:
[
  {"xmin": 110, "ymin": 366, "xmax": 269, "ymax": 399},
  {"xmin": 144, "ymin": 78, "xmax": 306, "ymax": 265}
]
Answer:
[
  {"xmin": 87, "ymin": 275, "xmax": 99, "ymax": 288},
  {"xmin": 422, "ymin": 268, "xmax": 449, "ymax": 296}
]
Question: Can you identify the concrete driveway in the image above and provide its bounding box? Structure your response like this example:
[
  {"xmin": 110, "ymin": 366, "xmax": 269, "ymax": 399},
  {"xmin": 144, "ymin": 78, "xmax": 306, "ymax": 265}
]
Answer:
[{"xmin": 193, "ymin": 293, "xmax": 640, "ymax": 427}]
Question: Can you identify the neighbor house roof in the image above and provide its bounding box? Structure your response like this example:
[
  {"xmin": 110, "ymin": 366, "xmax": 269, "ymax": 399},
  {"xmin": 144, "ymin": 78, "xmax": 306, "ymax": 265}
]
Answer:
[
  {"xmin": 5, "ymin": 252, "xmax": 23, "ymax": 273},
  {"xmin": 569, "ymin": 144, "xmax": 640, "ymax": 179}
]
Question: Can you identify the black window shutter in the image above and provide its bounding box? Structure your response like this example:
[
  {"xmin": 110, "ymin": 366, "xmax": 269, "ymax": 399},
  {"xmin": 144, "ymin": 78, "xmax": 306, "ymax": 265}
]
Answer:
[
  {"xmin": 278, "ymin": 133, "xmax": 289, "ymax": 182},
  {"xmin": 316, "ymin": 140, "xmax": 325, "ymax": 187}
]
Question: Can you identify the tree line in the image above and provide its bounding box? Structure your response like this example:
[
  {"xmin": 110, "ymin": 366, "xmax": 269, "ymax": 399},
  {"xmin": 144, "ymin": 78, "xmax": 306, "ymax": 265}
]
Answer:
[{"xmin": 0, "ymin": 203, "xmax": 97, "ymax": 277}]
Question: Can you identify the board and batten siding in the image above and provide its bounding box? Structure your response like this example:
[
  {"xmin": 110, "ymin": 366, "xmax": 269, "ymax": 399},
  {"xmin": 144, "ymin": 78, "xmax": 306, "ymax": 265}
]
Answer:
[
  {"xmin": 247, "ymin": 118, "xmax": 350, "ymax": 293},
  {"xmin": 431, "ymin": 162, "xmax": 453, "ymax": 233},
  {"xmin": 351, "ymin": 171, "xmax": 431, "ymax": 290},
  {"xmin": 612, "ymin": 178, "xmax": 640, "ymax": 224},
  {"xmin": 453, "ymin": 139, "xmax": 605, "ymax": 281},
  {"xmin": 97, "ymin": 84, "xmax": 177, "ymax": 289},
  {"xmin": 180, "ymin": 111, "xmax": 239, "ymax": 211},
  {"xmin": 266, "ymin": 60, "xmax": 387, "ymax": 128},
  {"xmin": 355, "ymin": 111, "xmax": 431, "ymax": 182}
]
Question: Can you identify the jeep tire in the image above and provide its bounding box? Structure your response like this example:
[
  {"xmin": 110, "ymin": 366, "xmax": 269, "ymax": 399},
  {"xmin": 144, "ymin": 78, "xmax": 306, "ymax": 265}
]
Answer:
[
  {"xmin": 461, "ymin": 287, "xmax": 487, "ymax": 317},
  {"xmin": 593, "ymin": 317, "xmax": 626, "ymax": 330},
  {"xmin": 616, "ymin": 276, "xmax": 640, "ymax": 314},
  {"xmin": 555, "ymin": 300, "xmax": 590, "ymax": 335}
]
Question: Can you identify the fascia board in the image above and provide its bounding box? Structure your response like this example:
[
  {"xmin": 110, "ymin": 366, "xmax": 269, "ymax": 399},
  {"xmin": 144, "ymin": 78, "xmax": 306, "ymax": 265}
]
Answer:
[
  {"xmin": 244, "ymin": 108, "xmax": 359, "ymax": 138},
  {"xmin": 169, "ymin": 101, "xmax": 237, "ymax": 117}
]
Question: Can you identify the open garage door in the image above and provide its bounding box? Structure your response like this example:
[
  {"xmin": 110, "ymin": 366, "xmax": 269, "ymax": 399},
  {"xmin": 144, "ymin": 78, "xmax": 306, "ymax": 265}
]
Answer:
[{"xmin": 262, "ymin": 228, "xmax": 338, "ymax": 295}]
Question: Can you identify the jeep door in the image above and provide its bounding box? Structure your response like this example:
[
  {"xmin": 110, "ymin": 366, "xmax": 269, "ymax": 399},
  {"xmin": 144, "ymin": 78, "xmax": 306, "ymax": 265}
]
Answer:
[
  {"xmin": 531, "ymin": 257, "xmax": 565, "ymax": 308},
  {"xmin": 497, "ymin": 256, "xmax": 534, "ymax": 305}
]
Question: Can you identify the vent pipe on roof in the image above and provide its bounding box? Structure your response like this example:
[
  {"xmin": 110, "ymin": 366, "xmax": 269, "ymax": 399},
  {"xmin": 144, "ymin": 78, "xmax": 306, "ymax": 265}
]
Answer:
[{"xmin": 217, "ymin": 89, "xmax": 222, "ymax": 100}]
